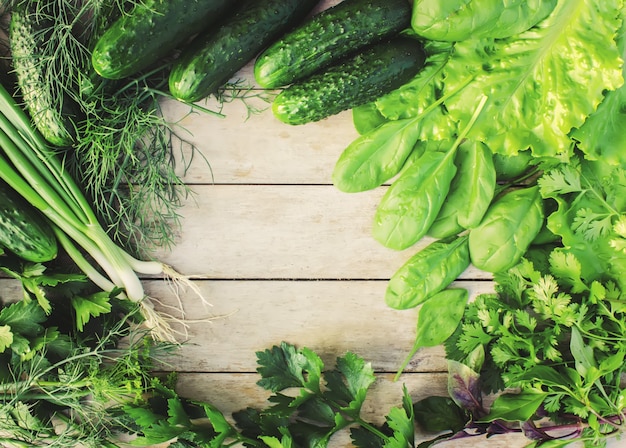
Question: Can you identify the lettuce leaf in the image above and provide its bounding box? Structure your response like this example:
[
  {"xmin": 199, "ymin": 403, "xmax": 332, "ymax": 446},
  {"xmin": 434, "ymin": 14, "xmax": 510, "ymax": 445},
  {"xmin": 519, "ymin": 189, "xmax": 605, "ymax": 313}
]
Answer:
[
  {"xmin": 443, "ymin": 0, "xmax": 624, "ymax": 158},
  {"xmin": 411, "ymin": 0, "xmax": 557, "ymax": 42},
  {"xmin": 371, "ymin": 40, "xmax": 456, "ymax": 141},
  {"xmin": 572, "ymin": 4, "xmax": 626, "ymax": 165}
]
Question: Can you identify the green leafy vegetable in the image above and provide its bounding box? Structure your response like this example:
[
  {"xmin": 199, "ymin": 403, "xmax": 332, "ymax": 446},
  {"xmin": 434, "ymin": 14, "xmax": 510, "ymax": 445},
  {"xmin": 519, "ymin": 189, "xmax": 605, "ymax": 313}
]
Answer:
[
  {"xmin": 411, "ymin": 0, "xmax": 557, "ymax": 42},
  {"xmin": 430, "ymin": 140, "xmax": 496, "ymax": 235},
  {"xmin": 385, "ymin": 235, "xmax": 470, "ymax": 310},
  {"xmin": 441, "ymin": 247, "xmax": 626, "ymax": 446},
  {"xmin": 468, "ymin": 186, "xmax": 544, "ymax": 273},
  {"xmin": 538, "ymin": 155, "xmax": 626, "ymax": 290},
  {"xmin": 443, "ymin": 0, "xmax": 624, "ymax": 158},
  {"xmin": 395, "ymin": 288, "xmax": 468, "ymax": 380},
  {"xmin": 332, "ymin": 118, "xmax": 425, "ymax": 193},
  {"xmin": 372, "ymin": 141, "xmax": 457, "ymax": 249}
]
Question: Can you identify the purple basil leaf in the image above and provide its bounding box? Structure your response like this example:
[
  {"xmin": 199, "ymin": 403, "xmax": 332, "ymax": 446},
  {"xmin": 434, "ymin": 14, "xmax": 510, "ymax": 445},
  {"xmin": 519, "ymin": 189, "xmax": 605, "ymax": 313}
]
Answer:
[{"xmin": 447, "ymin": 360, "xmax": 484, "ymax": 415}]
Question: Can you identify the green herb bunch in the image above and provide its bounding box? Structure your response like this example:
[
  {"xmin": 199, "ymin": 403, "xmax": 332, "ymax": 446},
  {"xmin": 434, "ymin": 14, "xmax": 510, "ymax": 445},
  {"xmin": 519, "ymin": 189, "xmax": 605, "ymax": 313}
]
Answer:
[
  {"xmin": 0, "ymin": 253, "xmax": 179, "ymax": 447},
  {"xmin": 117, "ymin": 341, "xmax": 420, "ymax": 448}
]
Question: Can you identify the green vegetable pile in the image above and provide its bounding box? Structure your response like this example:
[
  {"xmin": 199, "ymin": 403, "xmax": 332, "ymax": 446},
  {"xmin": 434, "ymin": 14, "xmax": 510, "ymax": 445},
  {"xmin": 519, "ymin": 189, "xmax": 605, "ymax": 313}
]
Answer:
[
  {"xmin": 326, "ymin": 0, "xmax": 626, "ymax": 446},
  {"xmin": 1, "ymin": 0, "xmax": 626, "ymax": 446}
]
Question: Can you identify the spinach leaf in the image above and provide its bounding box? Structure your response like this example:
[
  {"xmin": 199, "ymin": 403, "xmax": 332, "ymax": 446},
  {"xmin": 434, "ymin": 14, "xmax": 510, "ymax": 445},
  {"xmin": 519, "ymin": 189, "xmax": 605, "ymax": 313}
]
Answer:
[
  {"xmin": 396, "ymin": 288, "xmax": 468, "ymax": 379},
  {"xmin": 411, "ymin": 0, "xmax": 557, "ymax": 42},
  {"xmin": 373, "ymin": 40, "xmax": 455, "ymax": 141},
  {"xmin": 332, "ymin": 117, "xmax": 425, "ymax": 193},
  {"xmin": 386, "ymin": 235, "xmax": 470, "ymax": 310},
  {"xmin": 429, "ymin": 140, "xmax": 496, "ymax": 237},
  {"xmin": 351, "ymin": 102, "xmax": 387, "ymax": 135},
  {"xmin": 469, "ymin": 186, "xmax": 544, "ymax": 273},
  {"xmin": 372, "ymin": 141, "xmax": 457, "ymax": 250}
]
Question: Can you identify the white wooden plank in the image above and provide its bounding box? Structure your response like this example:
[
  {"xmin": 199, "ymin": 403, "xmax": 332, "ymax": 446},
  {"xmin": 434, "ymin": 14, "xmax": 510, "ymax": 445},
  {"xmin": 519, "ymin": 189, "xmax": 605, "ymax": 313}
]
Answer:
[
  {"xmin": 162, "ymin": 97, "xmax": 358, "ymax": 185},
  {"xmin": 146, "ymin": 279, "xmax": 495, "ymax": 373},
  {"xmin": 154, "ymin": 185, "xmax": 492, "ymax": 281}
]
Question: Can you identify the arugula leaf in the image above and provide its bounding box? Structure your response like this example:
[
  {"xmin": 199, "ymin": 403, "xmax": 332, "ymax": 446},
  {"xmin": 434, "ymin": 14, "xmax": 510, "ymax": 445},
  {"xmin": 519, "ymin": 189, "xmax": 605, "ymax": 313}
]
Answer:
[{"xmin": 443, "ymin": 0, "xmax": 624, "ymax": 157}]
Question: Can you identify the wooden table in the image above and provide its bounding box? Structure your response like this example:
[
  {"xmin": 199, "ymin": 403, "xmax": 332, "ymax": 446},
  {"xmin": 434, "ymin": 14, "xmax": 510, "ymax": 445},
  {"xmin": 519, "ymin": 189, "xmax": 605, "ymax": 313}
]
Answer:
[
  {"xmin": 130, "ymin": 2, "xmax": 619, "ymax": 447},
  {"xmin": 145, "ymin": 50, "xmax": 529, "ymax": 448}
]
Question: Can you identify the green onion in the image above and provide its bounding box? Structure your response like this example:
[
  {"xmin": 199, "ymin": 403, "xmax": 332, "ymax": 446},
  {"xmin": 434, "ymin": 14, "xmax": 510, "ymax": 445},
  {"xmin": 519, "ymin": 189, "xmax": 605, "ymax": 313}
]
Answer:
[{"xmin": 0, "ymin": 82, "xmax": 198, "ymax": 342}]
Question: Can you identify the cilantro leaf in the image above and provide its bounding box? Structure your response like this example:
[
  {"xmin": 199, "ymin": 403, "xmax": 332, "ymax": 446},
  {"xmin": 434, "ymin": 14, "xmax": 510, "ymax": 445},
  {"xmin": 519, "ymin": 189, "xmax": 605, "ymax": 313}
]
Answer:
[
  {"xmin": 256, "ymin": 342, "xmax": 323, "ymax": 394},
  {"xmin": 71, "ymin": 292, "xmax": 112, "ymax": 332},
  {"xmin": 548, "ymin": 250, "xmax": 588, "ymax": 293},
  {"xmin": 384, "ymin": 386, "xmax": 415, "ymax": 448},
  {"xmin": 324, "ymin": 352, "xmax": 375, "ymax": 418},
  {"xmin": 0, "ymin": 300, "xmax": 45, "ymax": 336},
  {"xmin": 538, "ymin": 163, "xmax": 583, "ymax": 197},
  {"xmin": 0, "ymin": 324, "xmax": 13, "ymax": 352}
]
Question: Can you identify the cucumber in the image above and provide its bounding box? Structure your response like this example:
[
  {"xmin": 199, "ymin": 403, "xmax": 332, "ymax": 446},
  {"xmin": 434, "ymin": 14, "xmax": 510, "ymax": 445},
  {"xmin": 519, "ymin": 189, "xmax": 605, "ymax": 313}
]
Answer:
[
  {"xmin": 0, "ymin": 182, "xmax": 57, "ymax": 263},
  {"xmin": 169, "ymin": 0, "xmax": 320, "ymax": 103},
  {"xmin": 9, "ymin": 1, "xmax": 80, "ymax": 147},
  {"xmin": 91, "ymin": 0, "xmax": 234, "ymax": 80},
  {"xmin": 254, "ymin": 0, "xmax": 412, "ymax": 89},
  {"xmin": 272, "ymin": 37, "xmax": 426, "ymax": 126}
]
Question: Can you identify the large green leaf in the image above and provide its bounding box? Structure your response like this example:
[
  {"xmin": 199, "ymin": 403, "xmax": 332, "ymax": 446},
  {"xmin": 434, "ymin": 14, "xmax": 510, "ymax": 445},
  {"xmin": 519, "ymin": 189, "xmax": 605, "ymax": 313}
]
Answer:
[
  {"xmin": 443, "ymin": 0, "xmax": 624, "ymax": 158},
  {"xmin": 572, "ymin": 4, "xmax": 626, "ymax": 165},
  {"xmin": 411, "ymin": 0, "xmax": 557, "ymax": 42}
]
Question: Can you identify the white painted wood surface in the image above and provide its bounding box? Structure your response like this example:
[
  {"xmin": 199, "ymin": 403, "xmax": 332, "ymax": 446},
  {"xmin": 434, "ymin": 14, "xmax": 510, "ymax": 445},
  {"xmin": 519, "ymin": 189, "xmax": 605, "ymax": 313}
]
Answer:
[{"xmin": 143, "ymin": 11, "xmax": 533, "ymax": 442}]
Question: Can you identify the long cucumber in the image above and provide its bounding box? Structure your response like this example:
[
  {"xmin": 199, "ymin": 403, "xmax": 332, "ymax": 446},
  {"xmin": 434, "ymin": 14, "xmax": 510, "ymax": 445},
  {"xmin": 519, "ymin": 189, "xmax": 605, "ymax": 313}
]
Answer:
[
  {"xmin": 272, "ymin": 37, "xmax": 426, "ymax": 125},
  {"xmin": 9, "ymin": 1, "xmax": 80, "ymax": 147},
  {"xmin": 254, "ymin": 0, "xmax": 412, "ymax": 89},
  {"xmin": 91, "ymin": 0, "xmax": 234, "ymax": 79},
  {"xmin": 0, "ymin": 181, "xmax": 57, "ymax": 263},
  {"xmin": 169, "ymin": 0, "xmax": 320, "ymax": 103}
]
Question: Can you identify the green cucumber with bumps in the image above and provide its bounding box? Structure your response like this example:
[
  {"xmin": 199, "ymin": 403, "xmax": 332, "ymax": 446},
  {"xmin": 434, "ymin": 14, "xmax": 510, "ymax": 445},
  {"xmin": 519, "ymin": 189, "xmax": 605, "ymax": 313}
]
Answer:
[
  {"xmin": 9, "ymin": 1, "xmax": 80, "ymax": 147},
  {"xmin": 272, "ymin": 36, "xmax": 426, "ymax": 125},
  {"xmin": 254, "ymin": 0, "xmax": 412, "ymax": 89},
  {"xmin": 169, "ymin": 0, "xmax": 320, "ymax": 103},
  {"xmin": 91, "ymin": 0, "xmax": 234, "ymax": 80},
  {"xmin": 0, "ymin": 182, "xmax": 57, "ymax": 263}
]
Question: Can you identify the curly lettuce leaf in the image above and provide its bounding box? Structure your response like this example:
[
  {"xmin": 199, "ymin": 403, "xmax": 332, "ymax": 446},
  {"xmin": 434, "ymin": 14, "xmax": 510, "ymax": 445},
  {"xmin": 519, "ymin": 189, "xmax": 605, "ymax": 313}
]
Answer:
[
  {"xmin": 572, "ymin": 5, "xmax": 626, "ymax": 165},
  {"xmin": 443, "ymin": 0, "xmax": 624, "ymax": 158},
  {"xmin": 372, "ymin": 40, "xmax": 456, "ymax": 141},
  {"xmin": 411, "ymin": 0, "xmax": 557, "ymax": 42}
]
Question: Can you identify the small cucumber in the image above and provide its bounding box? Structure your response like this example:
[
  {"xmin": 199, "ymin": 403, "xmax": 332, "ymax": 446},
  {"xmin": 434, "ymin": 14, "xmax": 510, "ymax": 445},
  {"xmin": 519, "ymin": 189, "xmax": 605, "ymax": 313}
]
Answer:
[
  {"xmin": 9, "ymin": 1, "xmax": 80, "ymax": 147},
  {"xmin": 254, "ymin": 0, "xmax": 412, "ymax": 89},
  {"xmin": 169, "ymin": 0, "xmax": 320, "ymax": 103},
  {"xmin": 0, "ymin": 182, "xmax": 57, "ymax": 263},
  {"xmin": 272, "ymin": 37, "xmax": 426, "ymax": 126},
  {"xmin": 91, "ymin": 0, "xmax": 234, "ymax": 79}
]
